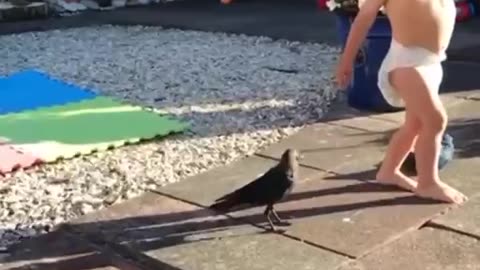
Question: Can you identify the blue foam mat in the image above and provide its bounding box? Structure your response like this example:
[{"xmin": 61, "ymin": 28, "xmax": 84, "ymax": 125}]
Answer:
[{"xmin": 0, "ymin": 70, "xmax": 97, "ymax": 115}]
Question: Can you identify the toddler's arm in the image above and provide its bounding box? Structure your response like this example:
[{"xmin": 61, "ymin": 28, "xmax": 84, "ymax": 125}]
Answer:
[{"xmin": 340, "ymin": 0, "xmax": 387, "ymax": 65}]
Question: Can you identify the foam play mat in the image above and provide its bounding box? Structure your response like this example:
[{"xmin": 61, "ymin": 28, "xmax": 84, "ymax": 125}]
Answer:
[
  {"xmin": 0, "ymin": 143, "xmax": 41, "ymax": 173},
  {"xmin": 0, "ymin": 70, "xmax": 188, "ymax": 174},
  {"xmin": 0, "ymin": 70, "xmax": 97, "ymax": 114}
]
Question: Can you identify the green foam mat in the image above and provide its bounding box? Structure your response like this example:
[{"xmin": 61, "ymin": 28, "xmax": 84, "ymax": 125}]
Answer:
[{"xmin": 0, "ymin": 96, "xmax": 188, "ymax": 162}]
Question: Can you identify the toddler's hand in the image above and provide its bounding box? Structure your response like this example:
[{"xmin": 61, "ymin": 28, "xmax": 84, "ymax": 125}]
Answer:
[{"xmin": 335, "ymin": 57, "xmax": 354, "ymax": 90}]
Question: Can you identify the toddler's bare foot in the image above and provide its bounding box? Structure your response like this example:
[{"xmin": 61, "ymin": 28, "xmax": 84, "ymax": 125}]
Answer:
[
  {"xmin": 376, "ymin": 171, "xmax": 417, "ymax": 192},
  {"xmin": 415, "ymin": 180, "xmax": 468, "ymax": 204}
]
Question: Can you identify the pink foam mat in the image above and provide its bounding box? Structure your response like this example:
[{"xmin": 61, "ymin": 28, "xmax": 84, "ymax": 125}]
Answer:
[{"xmin": 0, "ymin": 144, "xmax": 43, "ymax": 175}]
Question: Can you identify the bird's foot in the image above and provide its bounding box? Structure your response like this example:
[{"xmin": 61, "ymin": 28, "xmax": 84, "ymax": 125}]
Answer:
[
  {"xmin": 271, "ymin": 210, "xmax": 290, "ymax": 226},
  {"xmin": 274, "ymin": 220, "xmax": 291, "ymax": 227},
  {"xmin": 266, "ymin": 215, "xmax": 283, "ymax": 232},
  {"xmin": 266, "ymin": 224, "xmax": 287, "ymax": 233},
  {"xmin": 267, "ymin": 221, "xmax": 277, "ymax": 232}
]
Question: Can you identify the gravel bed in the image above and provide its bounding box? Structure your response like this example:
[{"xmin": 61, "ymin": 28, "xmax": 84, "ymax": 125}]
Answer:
[{"xmin": 0, "ymin": 25, "xmax": 339, "ymax": 248}]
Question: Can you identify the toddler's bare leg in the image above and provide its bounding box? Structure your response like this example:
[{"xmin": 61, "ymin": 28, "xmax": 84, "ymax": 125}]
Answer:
[
  {"xmin": 376, "ymin": 110, "xmax": 419, "ymax": 191},
  {"xmin": 389, "ymin": 67, "xmax": 467, "ymax": 204}
]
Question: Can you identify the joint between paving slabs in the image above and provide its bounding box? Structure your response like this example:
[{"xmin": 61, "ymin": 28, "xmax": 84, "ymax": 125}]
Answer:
[
  {"xmin": 335, "ymin": 93, "xmax": 472, "ymax": 126},
  {"xmin": 61, "ymin": 225, "xmax": 183, "ymax": 270},
  {"xmin": 461, "ymin": 96, "xmax": 480, "ymax": 101},
  {"xmin": 150, "ymin": 177, "xmax": 474, "ymax": 263},
  {"xmin": 356, "ymin": 220, "xmax": 427, "ymax": 261},
  {"xmin": 59, "ymin": 185, "xmax": 479, "ymax": 270},
  {"xmin": 348, "ymin": 202, "xmax": 480, "ymax": 262},
  {"xmin": 58, "ymin": 227, "xmax": 154, "ymax": 270},
  {"xmin": 323, "ymin": 120, "xmax": 379, "ymax": 133},
  {"xmin": 423, "ymin": 221, "xmax": 480, "ymax": 241},
  {"xmin": 420, "ymin": 191, "xmax": 480, "ymax": 241},
  {"xmin": 149, "ymin": 189, "xmax": 356, "ymax": 260},
  {"xmin": 343, "ymin": 192, "xmax": 480, "ymax": 261}
]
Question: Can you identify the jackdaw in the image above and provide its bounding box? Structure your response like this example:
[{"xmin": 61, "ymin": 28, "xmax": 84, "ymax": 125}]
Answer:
[{"xmin": 210, "ymin": 148, "xmax": 301, "ymax": 231}]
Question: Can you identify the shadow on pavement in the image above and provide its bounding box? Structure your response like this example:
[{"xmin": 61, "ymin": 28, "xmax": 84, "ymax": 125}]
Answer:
[
  {"xmin": 2, "ymin": 180, "xmax": 440, "ymax": 270},
  {"xmin": 5, "ymin": 113, "xmax": 478, "ymax": 268},
  {"xmin": 3, "ymin": 103, "xmax": 478, "ymax": 270}
]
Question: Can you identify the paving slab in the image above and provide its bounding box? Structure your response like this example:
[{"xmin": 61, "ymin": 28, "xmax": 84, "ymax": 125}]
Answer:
[
  {"xmin": 439, "ymin": 118, "xmax": 480, "ymax": 199},
  {"xmin": 338, "ymin": 227, "xmax": 480, "ymax": 270},
  {"xmin": 427, "ymin": 98, "xmax": 480, "ymax": 197},
  {"xmin": 449, "ymin": 89, "xmax": 480, "ymax": 102},
  {"xmin": 459, "ymin": 85, "xmax": 480, "ymax": 100},
  {"xmin": 447, "ymin": 98, "xmax": 480, "ymax": 125},
  {"xmin": 0, "ymin": 230, "xmax": 125, "ymax": 270},
  {"xmin": 224, "ymin": 176, "xmax": 448, "ymax": 258},
  {"xmin": 326, "ymin": 115, "xmax": 398, "ymax": 133},
  {"xmin": 256, "ymin": 123, "xmax": 393, "ymax": 178},
  {"xmin": 260, "ymin": 98, "xmax": 476, "ymax": 180},
  {"xmin": 370, "ymin": 91, "xmax": 468, "ymax": 124},
  {"xmin": 156, "ymin": 155, "xmax": 325, "ymax": 207},
  {"xmin": 67, "ymin": 192, "xmax": 347, "ymax": 270},
  {"xmin": 438, "ymin": 153, "xmax": 480, "ymax": 198},
  {"xmin": 370, "ymin": 95, "xmax": 479, "ymax": 146},
  {"xmin": 147, "ymin": 224, "xmax": 346, "ymax": 270},
  {"xmin": 370, "ymin": 60, "xmax": 480, "ymax": 124},
  {"xmin": 431, "ymin": 195, "xmax": 480, "ymax": 238}
]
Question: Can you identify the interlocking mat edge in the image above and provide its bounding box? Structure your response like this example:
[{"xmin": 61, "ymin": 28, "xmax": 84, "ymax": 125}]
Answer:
[
  {"xmin": 0, "ymin": 69, "xmax": 97, "ymax": 115},
  {"xmin": 0, "ymin": 70, "xmax": 188, "ymax": 173}
]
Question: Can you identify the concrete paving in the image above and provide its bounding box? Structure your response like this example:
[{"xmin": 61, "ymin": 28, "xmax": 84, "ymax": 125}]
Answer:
[
  {"xmin": 338, "ymin": 227, "xmax": 480, "ymax": 270},
  {"xmin": 0, "ymin": 230, "xmax": 134, "ymax": 270},
  {"xmin": 157, "ymin": 155, "xmax": 325, "ymax": 207},
  {"xmin": 2, "ymin": 91, "xmax": 477, "ymax": 270},
  {"xmin": 64, "ymin": 192, "xmax": 347, "ymax": 270},
  {"xmin": 431, "ymin": 195, "xmax": 480, "ymax": 239}
]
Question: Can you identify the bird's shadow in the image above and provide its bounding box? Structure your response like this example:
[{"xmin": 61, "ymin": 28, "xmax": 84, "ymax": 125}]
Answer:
[
  {"xmin": 3, "ymin": 176, "xmax": 445, "ymax": 270},
  {"xmin": 206, "ymin": 175, "xmax": 440, "ymax": 232}
]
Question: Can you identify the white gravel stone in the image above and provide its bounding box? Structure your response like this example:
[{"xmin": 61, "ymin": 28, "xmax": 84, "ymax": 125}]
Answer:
[{"xmin": 0, "ymin": 25, "xmax": 339, "ymax": 248}]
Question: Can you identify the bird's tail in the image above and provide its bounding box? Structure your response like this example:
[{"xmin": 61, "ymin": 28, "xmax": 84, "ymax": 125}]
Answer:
[
  {"xmin": 209, "ymin": 200, "xmax": 231, "ymax": 212},
  {"xmin": 209, "ymin": 196, "xmax": 238, "ymax": 212}
]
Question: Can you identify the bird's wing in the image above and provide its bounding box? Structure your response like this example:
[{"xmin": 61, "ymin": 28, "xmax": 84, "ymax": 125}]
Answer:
[
  {"xmin": 214, "ymin": 166, "xmax": 278, "ymax": 202},
  {"xmin": 242, "ymin": 167, "xmax": 280, "ymax": 191}
]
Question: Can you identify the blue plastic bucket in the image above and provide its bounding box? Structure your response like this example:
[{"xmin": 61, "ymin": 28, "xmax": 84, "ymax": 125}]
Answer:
[{"xmin": 336, "ymin": 15, "xmax": 403, "ymax": 112}]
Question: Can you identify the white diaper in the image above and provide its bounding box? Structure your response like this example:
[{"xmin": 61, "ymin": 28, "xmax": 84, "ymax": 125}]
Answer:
[{"xmin": 377, "ymin": 39, "xmax": 447, "ymax": 108}]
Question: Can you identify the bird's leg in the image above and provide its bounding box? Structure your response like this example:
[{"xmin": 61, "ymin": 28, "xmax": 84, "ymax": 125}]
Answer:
[
  {"xmin": 271, "ymin": 206, "xmax": 283, "ymax": 223},
  {"xmin": 271, "ymin": 206, "xmax": 291, "ymax": 226},
  {"xmin": 264, "ymin": 205, "xmax": 276, "ymax": 231}
]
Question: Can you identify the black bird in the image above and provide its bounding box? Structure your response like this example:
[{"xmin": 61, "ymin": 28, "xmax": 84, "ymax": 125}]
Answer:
[{"xmin": 210, "ymin": 149, "xmax": 301, "ymax": 231}]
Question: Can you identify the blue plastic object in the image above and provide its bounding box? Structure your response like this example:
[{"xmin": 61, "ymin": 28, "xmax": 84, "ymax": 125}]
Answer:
[
  {"xmin": 401, "ymin": 133, "xmax": 455, "ymax": 174},
  {"xmin": 336, "ymin": 15, "xmax": 402, "ymax": 113},
  {"xmin": 0, "ymin": 70, "xmax": 97, "ymax": 115}
]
